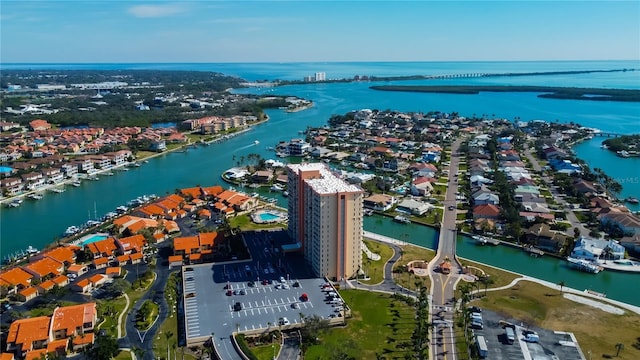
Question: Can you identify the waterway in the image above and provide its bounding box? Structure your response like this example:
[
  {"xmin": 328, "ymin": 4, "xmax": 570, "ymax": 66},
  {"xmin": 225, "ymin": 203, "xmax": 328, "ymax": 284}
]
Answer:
[{"xmin": 1, "ymin": 61, "xmax": 639, "ymax": 306}]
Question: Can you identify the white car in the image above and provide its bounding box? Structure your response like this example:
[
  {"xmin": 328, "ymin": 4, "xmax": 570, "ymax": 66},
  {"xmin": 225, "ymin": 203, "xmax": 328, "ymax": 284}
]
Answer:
[{"xmin": 279, "ymin": 317, "xmax": 290, "ymax": 326}]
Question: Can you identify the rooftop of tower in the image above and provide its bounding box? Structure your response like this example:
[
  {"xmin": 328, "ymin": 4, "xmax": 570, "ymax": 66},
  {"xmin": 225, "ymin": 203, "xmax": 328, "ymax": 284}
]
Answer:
[{"xmin": 288, "ymin": 163, "xmax": 362, "ymax": 194}]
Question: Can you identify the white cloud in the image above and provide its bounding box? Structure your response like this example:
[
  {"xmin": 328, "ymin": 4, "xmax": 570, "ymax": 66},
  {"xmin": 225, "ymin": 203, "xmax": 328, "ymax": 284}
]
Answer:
[{"xmin": 127, "ymin": 4, "xmax": 186, "ymax": 18}]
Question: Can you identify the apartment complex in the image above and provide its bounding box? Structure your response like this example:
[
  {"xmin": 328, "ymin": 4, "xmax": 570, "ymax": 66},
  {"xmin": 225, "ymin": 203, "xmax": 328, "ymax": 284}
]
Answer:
[{"xmin": 287, "ymin": 163, "xmax": 363, "ymax": 281}]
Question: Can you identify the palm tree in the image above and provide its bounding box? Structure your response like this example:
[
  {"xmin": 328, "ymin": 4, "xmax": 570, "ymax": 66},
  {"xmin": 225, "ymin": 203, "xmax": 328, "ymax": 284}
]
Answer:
[{"xmin": 615, "ymin": 342, "xmax": 624, "ymax": 357}]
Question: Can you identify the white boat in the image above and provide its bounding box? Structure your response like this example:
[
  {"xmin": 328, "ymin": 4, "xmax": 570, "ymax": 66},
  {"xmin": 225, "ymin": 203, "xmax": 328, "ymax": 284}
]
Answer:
[
  {"xmin": 473, "ymin": 235, "xmax": 500, "ymax": 246},
  {"xmin": 116, "ymin": 205, "xmax": 129, "ymax": 213},
  {"xmin": 64, "ymin": 226, "xmax": 79, "ymax": 236},
  {"xmin": 25, "ymin": 246, "xmax": 39, "ymax": 255},
  {"xmin": 6, "ymin": 199, "xmax": 23, "ymax": 208},
  {"xmin": 364, "ymin": 209, "xmax": 374, "ymax": 216},
  {"xmin": 270, "ymin": 184, "xmax": 285, "ymax": 191},
  {"xmin": 254, "ymin": 140, "xmax": 260, "ymax": 145},
  {"xmin": 71, "ymin": 180, "xmax": 82, "ymax": 187},
  {"xmin": 617, "ymin": 150, "xmax": 630, "ymax": 158},
  {"xmin": 394, "ymin": 215, "xmax": 411, "ymax": 224},
  {"xmin": 49, "ymin": 187, "xmax": 65, "ymax": 193},
  {"xmin": 282, "ymin": 191, "xmax": 289, "ymax": 197},
  {"xmin": 567, "ymin": 257, "xmax": 603, "ymax": 274},
  {"xmin": 28, "ymin": 193, "xmax": 44, "ymax": 200}
]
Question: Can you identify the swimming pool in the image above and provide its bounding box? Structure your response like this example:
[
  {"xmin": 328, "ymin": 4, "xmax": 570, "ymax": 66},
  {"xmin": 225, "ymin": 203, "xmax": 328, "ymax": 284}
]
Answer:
[
  {"xmin": 0, "ymin": 166, "xmax": 14, "ymax": 174},
  {"xmin": 79, "ymin": 234, "xmax": 109, "ymax": 246},
  {"xmin": 251, "ymin": 209, "xmax": 287, "ymax": 224},
  {"xmin": 259, "ymin": 213, "xmax": 280, "ymax": 222}
]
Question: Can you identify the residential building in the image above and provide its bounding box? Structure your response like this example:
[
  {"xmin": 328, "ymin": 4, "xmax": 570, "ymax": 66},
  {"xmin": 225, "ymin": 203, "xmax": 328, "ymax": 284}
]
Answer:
[
  {"xmin": 363, "ymin": 193, "xmax": 396, "ymax": 211},
  {"xmin": 287, "ymin": 163, "xmax": 364, "ymax": 281},
  {"xmin": 571, "ymin": 236, "xmax": 625, "ymax": 261}
]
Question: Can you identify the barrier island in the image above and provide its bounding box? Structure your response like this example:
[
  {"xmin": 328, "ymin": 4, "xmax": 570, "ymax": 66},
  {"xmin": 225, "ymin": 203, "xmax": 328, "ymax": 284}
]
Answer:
[{"xmin": 369, "ymin": 85, "xmax": 640, "ymax": 102}]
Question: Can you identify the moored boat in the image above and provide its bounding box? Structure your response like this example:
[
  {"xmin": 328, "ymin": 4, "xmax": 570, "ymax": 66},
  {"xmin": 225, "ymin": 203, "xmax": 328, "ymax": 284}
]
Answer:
[
  {"xmin": 567, "ymin": 257, "xmax": 603, "ymax": 274},
  {"xmin": 394, "ymin": 215, "xmax": 411, "ymax": 224},
  {"xmin": 625, "ymin": 196, "xmax": 639, "ymax": 204}
]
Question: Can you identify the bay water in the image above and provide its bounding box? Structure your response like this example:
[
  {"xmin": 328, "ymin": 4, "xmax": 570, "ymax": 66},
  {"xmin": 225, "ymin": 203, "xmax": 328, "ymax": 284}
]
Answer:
[{"xmin": 1, "ymin": 61, "xmax": 638, "ymax": 305}]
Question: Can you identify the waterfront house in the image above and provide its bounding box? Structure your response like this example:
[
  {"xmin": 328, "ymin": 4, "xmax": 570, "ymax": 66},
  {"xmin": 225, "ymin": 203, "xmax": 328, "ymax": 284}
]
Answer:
[
  {"xmin": 363, "ymin": 194, "xmax": 396, "ymax": 211},
  {"xmin": 619, "ymin": 234, "xmax": 640, "ymax": 256},
  {"xmin": 0, "ymin": 177, "xmax": 24, "ymax": 196},
  {"xmin": 396, "ymin": 198, "xmax": 432, "ymax": 216},
  {"xmin": 571, "ymin": 236, "xmax": 625, "ymax": 261},
  {"xmin": 599, "ymin": 212, "xmax": 640, "ymax": 235},
  {"xmin": 473, "ymin": 204, "xmax": 501, "ymax": 220},
  {"xmin": 525, "ymin": 223, "xmax": 570, "ymax": 252},
  {"xmin": 34, "ymin": 245, "xmax": 79, "ymax": 267}
]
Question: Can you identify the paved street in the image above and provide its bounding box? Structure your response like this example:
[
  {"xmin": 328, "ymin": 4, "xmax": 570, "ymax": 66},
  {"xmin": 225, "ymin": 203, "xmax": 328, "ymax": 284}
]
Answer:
[{"xmin": 429, "ymin": 139, "xmax": 464, "ymax": 360}]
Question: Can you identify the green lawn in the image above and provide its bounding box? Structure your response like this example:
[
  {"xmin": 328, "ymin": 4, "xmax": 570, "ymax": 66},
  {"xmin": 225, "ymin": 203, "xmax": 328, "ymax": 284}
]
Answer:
[
  {"xmin": 97, "ymin": 296, "xmax": 128, "ymax": 338},
  {"xmin": 114, "ymin": 350, "xmax": 132, "ymax": 360},
  {"xmin": 229, "ymin": 213, "xmax": 287, "ymax": 231},
  {"xmin": 304, "ymin": 290, "xmax": 416, "ymax": 359},
  {"xmin": 359, "ymin": 239, "xmax": 394, "ymax": 284},
  {"xmin": 135, "ymin": 300, "xmax": 159, "ymax": 330},
  {"xmin": 251, "ymin": 343, "xmax": 281, "ymax": 360}
]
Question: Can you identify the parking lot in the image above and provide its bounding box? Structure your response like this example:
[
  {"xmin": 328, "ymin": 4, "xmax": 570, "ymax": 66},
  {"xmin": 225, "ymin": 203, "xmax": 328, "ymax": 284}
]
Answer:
[
  {"xmin": 181, "ymin": 230, "xmax": 346, "ymax": 346},
  {"xmin": 468, "ymin": 307, "xmax": 584, "ymax": 360}
]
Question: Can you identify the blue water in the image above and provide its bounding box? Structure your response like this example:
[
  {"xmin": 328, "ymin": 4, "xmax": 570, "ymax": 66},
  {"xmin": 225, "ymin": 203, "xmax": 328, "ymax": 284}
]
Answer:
[
  {"xmin": 259, "ymin": 212, "xmax": 281, "ymax": 222},
  {"xmin": 0, "ymin": 166, "xmax": 14, "ymax": 173},
  {"xmin": 1, "ymin": 61, "xmax": 639, "ymax": 305},
  {"xmin": 81, "ymin": 234, "xmax": 108, "ymax": 246}
]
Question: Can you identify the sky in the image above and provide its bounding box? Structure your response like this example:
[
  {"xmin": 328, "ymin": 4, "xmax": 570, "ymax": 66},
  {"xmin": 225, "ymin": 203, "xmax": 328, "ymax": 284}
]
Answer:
[{"xmin": 1, "ymin": 1, "xmax": 639, "ymax": 63}]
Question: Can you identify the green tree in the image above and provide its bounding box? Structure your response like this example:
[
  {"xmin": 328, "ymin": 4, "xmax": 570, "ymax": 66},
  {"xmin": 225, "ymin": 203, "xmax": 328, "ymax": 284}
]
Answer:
[{"xmin": 86, "ymin": 334, "xmax": 119, "ymax": 360}]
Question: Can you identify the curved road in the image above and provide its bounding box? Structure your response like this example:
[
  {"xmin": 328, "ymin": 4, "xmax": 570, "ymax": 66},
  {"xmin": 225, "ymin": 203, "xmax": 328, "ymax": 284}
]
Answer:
[{"xmin": 118, "ymin": 242, "xmax": 175, "ymax": 360}]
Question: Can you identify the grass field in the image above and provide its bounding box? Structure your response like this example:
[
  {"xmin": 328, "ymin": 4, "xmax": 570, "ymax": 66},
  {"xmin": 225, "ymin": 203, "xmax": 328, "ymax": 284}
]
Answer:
[
  {"xmin": 229, "ymin": 213, "xmax": 287, "ymax": 231},
  {"xmin": 359, "ymin": 239, "xmax": 394, "ymax": 284},
  {"xmin": 304, "ymin": 290, "xmax": 416, "ymax": 359},
  {"xmin": 251, "ymin": 343, "xmax": 281, "ymax": 360},
  {"xmin": 476, "ymin": 280, "xmax": 640, "ymax": 360},
  {"xmin": 392, "ymin": 244, "xmax": 435, "ymax": 291}
]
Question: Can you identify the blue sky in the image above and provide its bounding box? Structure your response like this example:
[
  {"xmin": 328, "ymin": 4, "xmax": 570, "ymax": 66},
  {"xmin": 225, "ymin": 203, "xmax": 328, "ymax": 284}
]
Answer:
[{"xmin": 1, "ymin": 1, "xmax": 639, "ymax": 63}]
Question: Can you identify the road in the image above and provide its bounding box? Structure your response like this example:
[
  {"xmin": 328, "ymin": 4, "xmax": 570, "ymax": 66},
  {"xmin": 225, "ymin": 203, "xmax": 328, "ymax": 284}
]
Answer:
[
  {"xmin": 428, "ymin": 139, "xmax": 464, "ymax": 360},
  {"xmin": 523, "ymin": 145, "xmax": 590, "ymax": 236}
]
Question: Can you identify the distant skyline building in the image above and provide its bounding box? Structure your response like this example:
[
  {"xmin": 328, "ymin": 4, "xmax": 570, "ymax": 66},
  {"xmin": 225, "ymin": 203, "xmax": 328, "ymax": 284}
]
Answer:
[
  {"xmin": 287, "ymin": 163, "xmax": 363, "ymax": 281},
  {"xmin": 314, "ymin": 72, "xmax": 326, "ymax": 81}
]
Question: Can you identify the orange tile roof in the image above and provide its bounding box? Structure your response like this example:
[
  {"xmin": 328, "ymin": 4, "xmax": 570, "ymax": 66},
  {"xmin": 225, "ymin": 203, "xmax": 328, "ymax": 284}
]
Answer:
[
  {"xmin": 75, "ymin": 279, "xmax": 91, "ymax": 289},
  {"xmin": 174, "ymin": 236, "xmax": 199, "ymax": 253},
  {"xmin": 42, "ymin": 246, "xmax": 78, "ymax": 264},
  {"xmin": 118, "ymin": 234, "xmax": 146, "ymax": 253},
  {"xmin": 7, "ymin": 316, "xmax": 50, "ymax": 350},
  {"xmin": 52, "ymin": 275, "xmax": 68, "ymax": 286},
  {"xmin": 202, "ymin": 185, "xmax": 224, "ymax": 196},
  {"xmin": 168, "ymin": 255, "xmax": 183, "ymax": 263},
  {"xmin": 93, "ymin": 257, "xmax": 109, "ymax": 266},
  {"xmin": 0, "ymin": 267, "xmax": 33, "ymax": 287},
  {"xmin": 72, "ymin": 332, "xmax": 94, "ymax": 346},
  {"xmin": 105, "ymin": 267, "xmax": 121, "ymax": 276},
  {"xmin": 19, "ymin": 287, "xmax": 38, "ymax": 298},
  {"xmin": 66, "ymin": 264, "xmax": 87, "ymax": 273},
  {"xmin": 38, "ymin": 279, "xmax": 56, "ymax": 291},
  {"xmin": 198, "ymin": 209, "xmax": 212, "ymax": 218},
  {"xmin": 47, "ymin": 338, "xmax": 69, "ymax": 353},
  {"xmin": 0, "ymin": 353, "xmax": 15, "ymax": 360},
  {"xmin": 199, "ymin": 232, "xmax": 218, "ymax": 247},
  {"xmin": 51, "ymin": 303, "xmax": 97, "ymax": 336},
  {"xmin": 130, "ymin": 253, "xmax": 143, "ymax": 261},
  {"xmin": 24, "ymin": 257, "xmax": 63, "ymax": 277},
  {"xmin": 116, "ymin": 254, "xmax": 130, "ymax": 264},
  {"xmin": 86, "ymin": 237, "xmax": 119, "ymax": 256},
  {"xmin": 113, "ymin": 215, "xmax": 135, "ymax": 227},
  {"xmin": 160, "ymin": 219, "xmax": 180, "ymax": 232},
  {"xmin": 138, "ymin": 203, "xmax": 166, "ymax": 217},
  {"xmin": 189, "ymin": 253, "xmax": 202, "ymax": 260},
  {"xmin": 24, "ymin": 349, "xmax": 48, "ymax": 360},
  {"xmin": 180, "ymin": 187, "xmax": 203, "ymax": 199}
]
